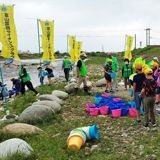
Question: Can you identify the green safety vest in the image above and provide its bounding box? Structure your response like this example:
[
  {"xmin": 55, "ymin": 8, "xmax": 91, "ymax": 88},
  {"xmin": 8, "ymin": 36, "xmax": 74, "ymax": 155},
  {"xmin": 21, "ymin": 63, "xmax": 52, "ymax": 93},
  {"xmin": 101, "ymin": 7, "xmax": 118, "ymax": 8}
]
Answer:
[
  {"xmin": 148, "ymin": 60, "xmax": 153, "ymax": 68},
  {"xmin": 106, "ymin": 57, "xmax": 117, "ymax": 72},
  {"xmin": 78, "ymin": 58, "xmax": 87, "ymax": 76},
  {"xmin": 19, "ymin": 67, "xmax": 31, "ymax": 83},
  {"xmin": 123, "ymin": 64, "xmax": 132, "ymax": 77},
  {"xmin": 133, "ymin": 56, "xmax": 145, "ymax": 68},
  {"xmin": 64, "ymin": 59, "xmax": 71, "ymax": 69}
]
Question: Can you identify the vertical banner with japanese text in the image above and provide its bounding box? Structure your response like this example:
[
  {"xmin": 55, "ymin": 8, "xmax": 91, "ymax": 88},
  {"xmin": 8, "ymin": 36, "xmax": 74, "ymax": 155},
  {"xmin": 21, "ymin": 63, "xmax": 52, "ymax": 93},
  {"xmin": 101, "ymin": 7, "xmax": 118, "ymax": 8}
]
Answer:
[
  {"xmin": 75, "ymin": 41, "xmax": 82, "ymax": 63},
  {"xmin": 69, "ymin": 35, "xmax": 76, "ymax": 62},
  {"xmin": 0, "ymin": 5, "xmax": 19, "ymax": 59},
  {"xmin": 40, "ymin": 20, "xmax": 55, "ymax": 62},
  {"xmin": 124, "ymin": 35, "xmax": 134, "ymax": 60}
]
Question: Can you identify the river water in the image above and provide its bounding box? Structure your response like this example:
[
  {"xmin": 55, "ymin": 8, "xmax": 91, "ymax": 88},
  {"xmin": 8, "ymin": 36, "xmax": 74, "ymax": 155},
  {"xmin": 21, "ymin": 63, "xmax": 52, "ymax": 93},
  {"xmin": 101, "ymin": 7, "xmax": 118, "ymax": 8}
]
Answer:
[{"xmin": 0, "ymin": 59, "xmax": 64, "ymax": 90}]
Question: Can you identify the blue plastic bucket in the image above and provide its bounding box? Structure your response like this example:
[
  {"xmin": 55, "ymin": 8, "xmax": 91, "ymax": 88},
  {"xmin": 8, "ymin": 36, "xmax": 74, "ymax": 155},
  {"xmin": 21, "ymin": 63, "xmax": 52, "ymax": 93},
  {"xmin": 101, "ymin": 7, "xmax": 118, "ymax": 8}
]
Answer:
[
  {"xmin": 42, "ymin": 71, "xmax": 48, "ymax": 76},
  {"xmin": 110, "ymin": 72, "xmax": 116, "ymax": 78},
  {"xmin": 140, "ymin": 107, "xmax": 144, "ymax": 115},
  {"xmin": 129, "ymin": 90, "xmax": 133, "ymax": 97},
  {"xmin": 109, "ymin": 105, "xmax": 120, "ymax": 114},
  {"xmin": 89, "ymin": 125, "xmax": 98, "ymax": 139},
  {"xmin": 121, "ymin": 108, "xmax": 129, "ymax": 116},
  {"xmin": 94, "ymin": 97, "xmax": 102, "ymax": 104},
  {"xmin": 128, "ymin": 101, "xmax": 135, "ymax": 108}
]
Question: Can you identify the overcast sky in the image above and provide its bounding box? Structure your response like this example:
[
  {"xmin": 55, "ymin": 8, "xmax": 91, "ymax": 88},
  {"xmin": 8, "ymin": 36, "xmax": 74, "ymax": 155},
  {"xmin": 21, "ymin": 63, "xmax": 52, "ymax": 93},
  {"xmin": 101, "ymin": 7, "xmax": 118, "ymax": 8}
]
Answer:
[{"xmin": 1, "ymin": 0, "xmax": 160, "ymax": 53}]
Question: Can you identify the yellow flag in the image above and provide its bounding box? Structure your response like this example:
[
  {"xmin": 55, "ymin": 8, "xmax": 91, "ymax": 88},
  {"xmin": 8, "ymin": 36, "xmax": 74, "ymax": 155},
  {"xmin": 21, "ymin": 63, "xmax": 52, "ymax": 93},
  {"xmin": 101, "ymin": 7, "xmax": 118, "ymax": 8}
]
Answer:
[
  {"xmin": 40, "ymin": 20, "xmax": 55, "ymax": 62},
  {"xmin": 0, "ymin": 5, "xmax": 19, "ymax": 59},
  {"xmin": 124, "ymin": 36, "xmax": 134, "ymax": 60},
  {"xmin": 75, "ymin": 41, "xmax": 82, "ymax": 63},
  {"xmin": 69, "ymin": 36, "xmax": 76, "ymax": 62}
]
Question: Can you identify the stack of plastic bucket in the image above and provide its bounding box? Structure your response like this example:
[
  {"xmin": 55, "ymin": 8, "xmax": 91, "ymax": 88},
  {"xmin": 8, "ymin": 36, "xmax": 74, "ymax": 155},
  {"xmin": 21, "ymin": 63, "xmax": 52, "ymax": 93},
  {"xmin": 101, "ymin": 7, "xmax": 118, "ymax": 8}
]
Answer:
[
  {"xmin": 79, "ymin": 125, "xmax": 98, "ymax": 139},
  {"xmin": 67, "ymin": 129, "xmax": 87, "ymax": 152}
]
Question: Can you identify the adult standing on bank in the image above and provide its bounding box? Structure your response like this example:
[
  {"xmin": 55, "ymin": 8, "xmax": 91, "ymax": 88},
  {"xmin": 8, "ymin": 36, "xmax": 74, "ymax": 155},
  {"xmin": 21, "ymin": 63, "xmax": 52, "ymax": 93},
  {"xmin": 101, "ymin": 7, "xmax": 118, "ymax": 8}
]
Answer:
[
  {"xmin": 45, "ymin": 67, "xmax": 54, "ymax": 86},
  {"xmin": 133, "ymin": 53, "xmax": 146, "ymax": 69},
  {"xmin": 62, "ymin": 55, "xmax": 71, "ymax": 82},
  {"xmin": 19, "ymin": 65, "xmax": 39, "ymax": 96},
  {"xmin": 73, "ymin": 52, "xmax": 91, "ymax": 95},
  {"xmin": 105, "ymin": 52, "xmax": 119, "ymax": 91}
]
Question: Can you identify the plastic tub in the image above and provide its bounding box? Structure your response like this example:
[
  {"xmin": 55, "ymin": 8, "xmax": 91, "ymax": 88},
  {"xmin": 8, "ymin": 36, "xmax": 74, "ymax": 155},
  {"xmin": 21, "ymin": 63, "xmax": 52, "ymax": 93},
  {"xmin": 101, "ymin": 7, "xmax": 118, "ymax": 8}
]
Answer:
[
  {"xmin": 102, "ymin": 94, "xmax": 110, "ymax": 98},
  {"xmin": 129, "ymin": 90, "xmax": 133, "ymax": 97},
  {"xmin": 80, "ymin": 125, "xmax": 98, "ymax": 139},
  {"xmin": 113, "ymin": 98, "xmax": 122, "ymax": 101},
  {"xmin": 89, "ymin": 108, "xmax": 99, "ymax": 116},
  {"xmin": 121, "ymin": 108, "xmax": 129, "ymax": 116},
  {"xmin": 129, "ymin": 108, "xmax": 137, "ymax": 117},
  {"xmin": 140, "ymin": 107, "xmax": 144, "ymax": 115},
  {"xmin": 109, "ymin": 105, "xmax": 120, "ymax": 114},
  {"xmin": 112, "ymin": 109, "xmax": 121, "ymax": 117},
  {"xmin": 94, "ymin": 97, "xmax": 102, "ymax": 104},
  {"xmin": 128, "ymin": 101, "xmax": 135, "ymax": 108},
  {"xmin": 110, "ymin": 72, "xmax": 116, "ymax": 78},
  {"xmin": 86, "ymin": 104, "xmax": 95, "ymax": 112},
  {"xmin": 100, "ymin": 106, "xmax": 109, "ymax": 115}
]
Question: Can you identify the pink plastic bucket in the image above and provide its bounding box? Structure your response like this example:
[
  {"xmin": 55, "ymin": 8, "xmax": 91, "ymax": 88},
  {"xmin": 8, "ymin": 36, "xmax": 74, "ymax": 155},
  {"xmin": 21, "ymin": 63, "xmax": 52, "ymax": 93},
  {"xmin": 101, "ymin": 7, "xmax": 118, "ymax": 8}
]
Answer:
[
  {"xmin": 129, "ymin": 108, "xmax": 137, "ymax": 117},
  {"xmin": 102, "ymin": 94, "xmax": 109, "ymax": 98},
  {"xmin": 86, "ymin": 104, "xmax": 95, "ymax": 112},
  {"xmin": 112, "ymin": 109, "xmax": 121, "ymax": 118},
  {"xmin": 90, "ymin": 108, "xmax": 99, "ymax": 116},
  {"xmin": 113, "ymin": 98, "xmax": 122, "ymax": 101},
  {"xmin": 100, "ymin": 106, "xmax": 109, "ymax": 115}
]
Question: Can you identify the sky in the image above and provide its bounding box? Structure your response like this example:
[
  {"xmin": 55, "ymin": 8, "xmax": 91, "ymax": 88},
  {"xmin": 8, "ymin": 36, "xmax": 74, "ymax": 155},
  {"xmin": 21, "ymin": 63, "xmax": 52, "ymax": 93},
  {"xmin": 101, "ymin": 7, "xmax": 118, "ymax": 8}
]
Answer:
[{"xmin": 1, "ymin": 0, "xmax": 160, "ymax": 53}]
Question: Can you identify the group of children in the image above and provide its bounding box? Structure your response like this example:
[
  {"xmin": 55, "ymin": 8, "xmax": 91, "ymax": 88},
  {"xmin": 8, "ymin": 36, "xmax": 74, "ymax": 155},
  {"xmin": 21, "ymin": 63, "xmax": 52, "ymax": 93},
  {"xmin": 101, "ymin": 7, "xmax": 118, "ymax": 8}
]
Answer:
[{"xmin": 104, "ymin": 56, "xmax": 160, "ymax": 128}]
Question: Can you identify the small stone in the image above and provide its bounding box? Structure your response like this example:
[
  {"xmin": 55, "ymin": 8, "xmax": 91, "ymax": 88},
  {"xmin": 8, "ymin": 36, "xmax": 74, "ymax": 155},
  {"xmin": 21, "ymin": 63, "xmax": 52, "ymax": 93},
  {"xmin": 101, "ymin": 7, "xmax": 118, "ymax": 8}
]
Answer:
[
  {"xmin": 90, "ymin": 145, "xmax": 99, "ymax": 153},
  {"xmin": 151, "ymin": 154, "xmax": 157, "ymax": 160},
  {"xmin": 103, "ymin": 136, "xmax": 109, "ymax": 140},
  {"xmin": 131, "ymin": 142, "xmax": 135, "ymax": 146},
  {"xmin": 85, "ymin": 143, "xmax": 89, "ymax": 147},
  {"xmin": 85, "ymin": 151, "xmax": 90, "ymax": 156},
  {"xmin": 151, "ymin": 127, "xmax": 157, "ymax": 131},
  {"xmin": 107, "ymin": 127, "xmax": 113, "ymax": 131},
  {"xmin": 139, "ymin": 145, "xmax": 144, "ymax": 150},
  {"xmin": 98, "ymin": 115, "xmax": 105, "ymax": 118},
  {"xmin": 77, "ymin": 96, "xmax": 80, "ymax": 99},
  {"xmin": 139, "ymin": 151, "xmax": 144, "ymax": 155},
  {"xmin": 71, "ymin": 108, "xmax": 75, "ymax": 112},
  {"xmin": 121, "ymin": 133, "xmax": 127, "ymax": 137},
  {"xmin": 85, "ymin": 147, "xmax": 90, "ymax": 150}
]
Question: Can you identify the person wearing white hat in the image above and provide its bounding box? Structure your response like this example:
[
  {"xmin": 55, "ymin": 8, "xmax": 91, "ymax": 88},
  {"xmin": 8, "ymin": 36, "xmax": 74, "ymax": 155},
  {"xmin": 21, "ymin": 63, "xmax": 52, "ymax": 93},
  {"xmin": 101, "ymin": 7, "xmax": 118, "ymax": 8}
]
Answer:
[
  {"xmin": 148, "ymin": 57, "xmax": 159, "ymax": 68},
  {"xmin": 73, "ymin": 52, "xmax": 91, "ymax": 95},
  {"xmin": 62, "ymin": 55, "xmax": 71, "ymax": 82}
]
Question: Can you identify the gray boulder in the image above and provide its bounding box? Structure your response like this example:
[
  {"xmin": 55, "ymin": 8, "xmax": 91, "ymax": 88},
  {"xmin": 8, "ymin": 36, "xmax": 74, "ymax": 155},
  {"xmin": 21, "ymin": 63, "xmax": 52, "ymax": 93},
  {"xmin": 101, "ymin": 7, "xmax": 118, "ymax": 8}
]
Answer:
[
  {"xmin": 96, "ymin": 78, "xmax": 106, "ymax": 87},
  {"xmin": 39, "ymin": 94, "xmax": 62, "ymax": 105},
  {"xmin": 2, "ymin": 123, "xmax": 44, "ymax": 135},
  {"xmin": 52, "ymin": 90, "xmax": 68, "ymax": 100},
  {"xmin": 32, "ymin": 101, "xmax": 61, "ymax": 113},
  {"xmin": 19, "ymin": 105, "xmax": 54, "ymax": 124},
  {"xmin": 65, "ymin": 83, "xmax": 76, "ymax": 94},
  {"xmin": 0, "ymin": 138, "xmax": 33, "ymax": 158}
]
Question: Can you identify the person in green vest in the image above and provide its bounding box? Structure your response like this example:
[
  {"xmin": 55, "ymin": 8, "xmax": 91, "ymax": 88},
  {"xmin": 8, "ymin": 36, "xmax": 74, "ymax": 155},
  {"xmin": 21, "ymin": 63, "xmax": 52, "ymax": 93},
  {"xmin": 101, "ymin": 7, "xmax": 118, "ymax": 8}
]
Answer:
[
  {"xmin": 19, "ymin": 65, "xmax": 39, "ymax": 96},
  {"xmin": 62, "ymin": 55, "xmax": 71, "ymax": 82},
  {"xmin": 122, "ymin": 58, "xmax": 133, "ymax": 90},
  {"xmin": 105, "ymin": 52, "xmax": 119, "ymax": 91},
  {"xmin": 133, "ymin": 53, "xmax": 146, "ymax": 69},
  {"xmin": 73, "ymin": 52, "xmax": 91, "ymax": 95},
  {"xmin": 148, "ymin": 57, "xmax": 159, "ymax": 68}
]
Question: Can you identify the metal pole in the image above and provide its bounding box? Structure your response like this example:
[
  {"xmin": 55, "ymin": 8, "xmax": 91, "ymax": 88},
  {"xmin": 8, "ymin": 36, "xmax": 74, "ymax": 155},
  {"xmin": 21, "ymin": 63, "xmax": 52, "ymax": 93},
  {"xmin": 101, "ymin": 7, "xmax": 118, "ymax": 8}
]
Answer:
[
  {"xmin": 37, "ymin": 19, "xmax": 43, "ymax": 95},
  {"xmin": 135, "ymin": 34, "xmax": 136, "ymax": 49},
  {"xmin": 0, "ymin": 66, "xmax": 9, "ymax": 115}
]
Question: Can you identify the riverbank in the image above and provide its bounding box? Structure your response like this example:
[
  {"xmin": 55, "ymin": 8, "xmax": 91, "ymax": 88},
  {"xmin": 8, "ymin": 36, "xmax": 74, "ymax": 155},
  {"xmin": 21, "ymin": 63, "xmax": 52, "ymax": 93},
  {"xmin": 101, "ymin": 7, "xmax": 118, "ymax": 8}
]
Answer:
[{"xmin": 0, "ymin": 57, "xmax": 159, "ymax": 160}]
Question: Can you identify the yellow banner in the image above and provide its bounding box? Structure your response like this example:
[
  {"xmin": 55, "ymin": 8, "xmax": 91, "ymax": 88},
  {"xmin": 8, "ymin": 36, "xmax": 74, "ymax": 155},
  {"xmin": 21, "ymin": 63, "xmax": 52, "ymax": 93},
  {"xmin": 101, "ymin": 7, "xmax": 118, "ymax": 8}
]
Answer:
[
  {"xmin": 69, "ymin": 35, "xmax": 76, "ymax": 62},
  {"xmin": 40, "ymin": 20, "xmax": 55, "ymax": 62},
  {"xmin": 75, "ymin": 41, "xmax": 82, "ymax": 63},
  {"xmin": 0, "ymin": 5, "xmax": 19, "ymax": 59},
  {"xmin": 124, "ymin": 35, "xmax": 134, "ymax": 60}
]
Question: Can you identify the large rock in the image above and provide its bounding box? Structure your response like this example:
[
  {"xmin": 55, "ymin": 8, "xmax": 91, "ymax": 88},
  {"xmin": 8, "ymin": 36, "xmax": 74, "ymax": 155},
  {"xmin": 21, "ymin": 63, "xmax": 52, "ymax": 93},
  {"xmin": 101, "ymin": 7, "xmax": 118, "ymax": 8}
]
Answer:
[
  {"xmin": 2, "ymin": 123, "xmax": 44, "ymax": 135},
  {"xmin": 52, "ymin": 90, "xmax": 68, "ymax": 100},
  {"xmin": 96, "ymin": 78, "xmax": 106, "ymax": 87},
  {"xmin": 65, "ymin": 83, "xmax": 76, "ymax": 94},
  {"xmin": 0, "ymin": 138, "xmax": 33, "ymax": 158},
  {"xmin": 19, "ymin": 105, "xmax": 54, "ymax": 124},
  {"xmin": 39, "ymin": 94, "xmax": 62, "ymax": 105},
  {"xmin": 32, "ymin": 101, "xmax": 61, "ymax": 113},
  {"xmin": 80, "ymin": 81, "xmax": 92, "ymax": 89}
]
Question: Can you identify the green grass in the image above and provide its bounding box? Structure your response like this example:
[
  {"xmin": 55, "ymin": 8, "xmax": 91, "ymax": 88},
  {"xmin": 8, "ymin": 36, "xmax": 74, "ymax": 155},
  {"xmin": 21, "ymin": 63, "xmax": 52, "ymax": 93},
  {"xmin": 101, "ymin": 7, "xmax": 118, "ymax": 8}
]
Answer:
[{"xmin": 1, "ymin": 54, "xmax": 160, "ymax": 159}]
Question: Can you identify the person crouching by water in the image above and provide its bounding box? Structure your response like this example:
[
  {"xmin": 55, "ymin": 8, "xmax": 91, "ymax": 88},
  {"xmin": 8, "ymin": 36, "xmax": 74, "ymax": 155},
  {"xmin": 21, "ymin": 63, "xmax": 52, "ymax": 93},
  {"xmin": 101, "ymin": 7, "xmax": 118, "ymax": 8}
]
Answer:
[
  {"xmin": 62, "ymin": 55, "xmax": 72, "ymax": 82},
  {"xmin": 104, "ymin": 59, "xmax": 114, "ymax": 93},
  {"xmin": 0, "ymin": 82, "xmax": 10, "ymax": 99},
  {"xmin": 10, "ymin": 77, "xmax": 21, "ymax": 96},
  {"xmin": 73, "ymin": 52, "xmax": 91, "ymax": 95},
  {"xmin": 37, "ymin": 65, "xmax": 45, "ymax": 85},
  {"xmin": 45, "ymin": 67, "xmax": 54, "ymax": 86},
  {"xmin": 19, "ymin": 65, "xmax": 39, "ymax": 96}
]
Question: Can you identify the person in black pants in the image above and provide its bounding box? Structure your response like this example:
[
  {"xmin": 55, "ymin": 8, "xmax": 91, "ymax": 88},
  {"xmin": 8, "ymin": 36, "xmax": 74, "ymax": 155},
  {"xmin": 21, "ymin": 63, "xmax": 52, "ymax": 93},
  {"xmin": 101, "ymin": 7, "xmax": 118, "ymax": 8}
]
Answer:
[{"xmin": 19, "ymin": 66, "xmax": 39, "ymax": 96}]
